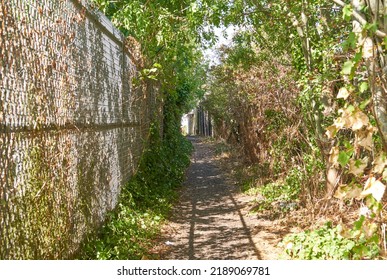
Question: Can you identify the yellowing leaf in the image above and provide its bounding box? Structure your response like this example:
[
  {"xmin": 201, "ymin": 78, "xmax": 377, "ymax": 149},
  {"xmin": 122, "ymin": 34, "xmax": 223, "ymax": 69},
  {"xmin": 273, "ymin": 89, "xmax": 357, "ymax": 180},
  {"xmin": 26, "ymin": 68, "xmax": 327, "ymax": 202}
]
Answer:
[
  {"xmin": 338, "ymin": 107, "xmax": 369, "ymax": 130},
  {"xmin": 356, "ymin": 125, "xmax": 375, "ymax": 151},
  {"xmin": 372, "ymin": 153, "xmax": 387, "ymax": 174},
  {"xmin": 334, "ymin": 185, "xmax": 347, "ymax": 199},
  {"xmin": 334, "ymin": 184, "xmax": 363, "ymax": 200},
  {"xmin": 334, "ymin": 117, "xmax": 347, "ymax": 129},
  {"xmin": 360, "ymin": 177, "xmax": 386, "ymax": 202},
  {"xmin": 326, "ymin": 124, "xmax": 338, "ymax": 139},
  {"xmin": 350, "ymin": 109, "xmax": 369, "ymax": 130},
  {"xmin": 338, "ymin": 108, "xmax": 352, "ymax": 128},
  {"xmin": 356, "ymin": 132, "xmax": 373, "ymax": 150},
  {"xmin": 348, "ymin": 158, "xmax": 368, "ymax": 176}
]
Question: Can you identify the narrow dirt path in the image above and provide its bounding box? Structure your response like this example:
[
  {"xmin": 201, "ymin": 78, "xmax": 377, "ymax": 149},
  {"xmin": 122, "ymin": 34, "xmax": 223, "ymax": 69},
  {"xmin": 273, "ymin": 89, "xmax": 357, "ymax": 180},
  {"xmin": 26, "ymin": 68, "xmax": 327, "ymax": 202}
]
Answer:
[{"xmin": 158, "ymin": 137, "xmax": 284, "ymax": 260}]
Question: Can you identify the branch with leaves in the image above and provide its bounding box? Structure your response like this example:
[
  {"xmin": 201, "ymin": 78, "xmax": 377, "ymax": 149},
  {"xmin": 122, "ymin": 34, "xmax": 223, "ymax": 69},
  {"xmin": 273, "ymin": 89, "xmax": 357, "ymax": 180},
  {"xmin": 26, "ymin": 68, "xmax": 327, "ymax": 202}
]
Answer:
[{"xmin": 332, "ymin": 0, "xmax": 386, "ymax": 38}]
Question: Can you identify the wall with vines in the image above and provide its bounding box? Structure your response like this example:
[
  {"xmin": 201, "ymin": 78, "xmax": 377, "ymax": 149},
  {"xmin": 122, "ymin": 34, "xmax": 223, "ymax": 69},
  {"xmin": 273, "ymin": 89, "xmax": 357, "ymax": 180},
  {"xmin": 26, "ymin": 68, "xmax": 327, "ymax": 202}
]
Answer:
[{"xmin": 0, "ymin": 0, "xmax": 159, "ymax": 259}]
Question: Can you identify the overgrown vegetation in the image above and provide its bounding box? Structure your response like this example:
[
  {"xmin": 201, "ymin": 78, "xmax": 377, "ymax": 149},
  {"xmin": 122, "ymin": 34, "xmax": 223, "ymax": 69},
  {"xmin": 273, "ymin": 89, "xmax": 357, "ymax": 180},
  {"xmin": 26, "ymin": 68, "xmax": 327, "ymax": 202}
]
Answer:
[
  {"xmin": 281, "ymin": 220, "xmax": 380, "ymax": 260},
  {"xmin": 79, "ymin": 116, "xmax": 192, "ymax": 259},
  {"xmin": 201, "ymin": 0, "xmax": 387, "ymax": 259}
]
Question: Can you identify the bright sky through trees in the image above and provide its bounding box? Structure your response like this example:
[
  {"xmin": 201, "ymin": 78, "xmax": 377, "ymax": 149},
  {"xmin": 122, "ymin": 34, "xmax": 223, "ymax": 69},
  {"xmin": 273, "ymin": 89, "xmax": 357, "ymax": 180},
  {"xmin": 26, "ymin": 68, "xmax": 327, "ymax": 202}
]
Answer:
[{"xmin": 203, "ymin": 25, "xmax": 236, "ymax": 66}]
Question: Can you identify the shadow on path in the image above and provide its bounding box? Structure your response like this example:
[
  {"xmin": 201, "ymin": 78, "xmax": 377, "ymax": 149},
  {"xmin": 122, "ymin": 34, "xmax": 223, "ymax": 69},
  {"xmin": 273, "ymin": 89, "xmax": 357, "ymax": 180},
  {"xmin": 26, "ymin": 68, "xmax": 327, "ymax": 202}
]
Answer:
[{"xmin": 163, "ymin": 137, "xmax": 262, "ymax": 260}]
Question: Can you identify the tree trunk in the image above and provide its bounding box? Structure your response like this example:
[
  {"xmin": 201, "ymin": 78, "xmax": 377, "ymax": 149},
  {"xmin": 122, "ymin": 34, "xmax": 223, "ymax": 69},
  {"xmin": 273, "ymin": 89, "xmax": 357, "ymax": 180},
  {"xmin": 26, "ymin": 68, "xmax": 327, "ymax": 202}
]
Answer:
[{"xmin": 361, "ymin": 0, "xmax": 387, "ymax": 151}]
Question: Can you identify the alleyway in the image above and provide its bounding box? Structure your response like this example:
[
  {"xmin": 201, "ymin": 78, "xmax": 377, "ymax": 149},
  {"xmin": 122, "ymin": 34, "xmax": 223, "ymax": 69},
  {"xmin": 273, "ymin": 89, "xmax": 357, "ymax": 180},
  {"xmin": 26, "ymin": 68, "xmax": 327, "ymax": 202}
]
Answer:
[{"xmin": 160, "ymin": 137, "xmax": 282, "ymax": 260}]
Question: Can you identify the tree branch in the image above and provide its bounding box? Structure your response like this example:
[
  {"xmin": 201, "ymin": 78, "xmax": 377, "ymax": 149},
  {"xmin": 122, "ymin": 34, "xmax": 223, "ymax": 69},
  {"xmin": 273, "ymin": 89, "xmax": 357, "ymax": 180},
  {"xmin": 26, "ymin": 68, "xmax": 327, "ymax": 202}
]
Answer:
[{"xmin": 332, "ymin": 0, "xmax": 386, "ymax": 38}]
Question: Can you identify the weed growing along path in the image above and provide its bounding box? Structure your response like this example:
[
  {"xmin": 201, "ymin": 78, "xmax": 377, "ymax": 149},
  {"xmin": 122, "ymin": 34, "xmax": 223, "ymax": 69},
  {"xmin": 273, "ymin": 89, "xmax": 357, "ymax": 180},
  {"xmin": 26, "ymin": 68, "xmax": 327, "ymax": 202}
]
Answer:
[{"xmin": 157, "ymin": 137, "xmax": 284, "ymax": 260}]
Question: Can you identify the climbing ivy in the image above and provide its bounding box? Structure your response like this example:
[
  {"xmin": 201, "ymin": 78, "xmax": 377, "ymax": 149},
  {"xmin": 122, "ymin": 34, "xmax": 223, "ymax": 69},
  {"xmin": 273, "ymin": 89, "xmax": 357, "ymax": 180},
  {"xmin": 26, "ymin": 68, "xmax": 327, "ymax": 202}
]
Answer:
[{"xmin": 323, "ymin": 0, "xmax": 387, "ymax": 247}]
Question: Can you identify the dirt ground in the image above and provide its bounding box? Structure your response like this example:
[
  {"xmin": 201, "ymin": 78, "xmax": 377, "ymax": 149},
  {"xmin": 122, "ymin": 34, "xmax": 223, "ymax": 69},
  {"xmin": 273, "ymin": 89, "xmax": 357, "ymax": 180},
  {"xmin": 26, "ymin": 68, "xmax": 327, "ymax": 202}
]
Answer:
[{"xmin": 153, "ymin": 137, "xmax": 295, "ymax": 260}]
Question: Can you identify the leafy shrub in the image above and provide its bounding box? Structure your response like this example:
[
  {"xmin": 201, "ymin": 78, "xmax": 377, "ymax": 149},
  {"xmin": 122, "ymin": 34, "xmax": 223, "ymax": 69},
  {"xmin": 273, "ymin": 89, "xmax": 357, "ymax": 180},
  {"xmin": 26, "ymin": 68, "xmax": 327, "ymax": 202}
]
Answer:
[{"xmin": 281, "ymin": 221, "xmax": 380, "ymax": 260}]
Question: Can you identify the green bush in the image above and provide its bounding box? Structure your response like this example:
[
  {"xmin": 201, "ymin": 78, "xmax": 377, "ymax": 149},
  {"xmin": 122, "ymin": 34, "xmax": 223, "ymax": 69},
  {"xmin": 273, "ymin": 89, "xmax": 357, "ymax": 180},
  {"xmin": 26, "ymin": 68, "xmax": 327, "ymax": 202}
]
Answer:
[{"xmin": 280, "ymin": 221, "xmax": 380, "ymax": 260}]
